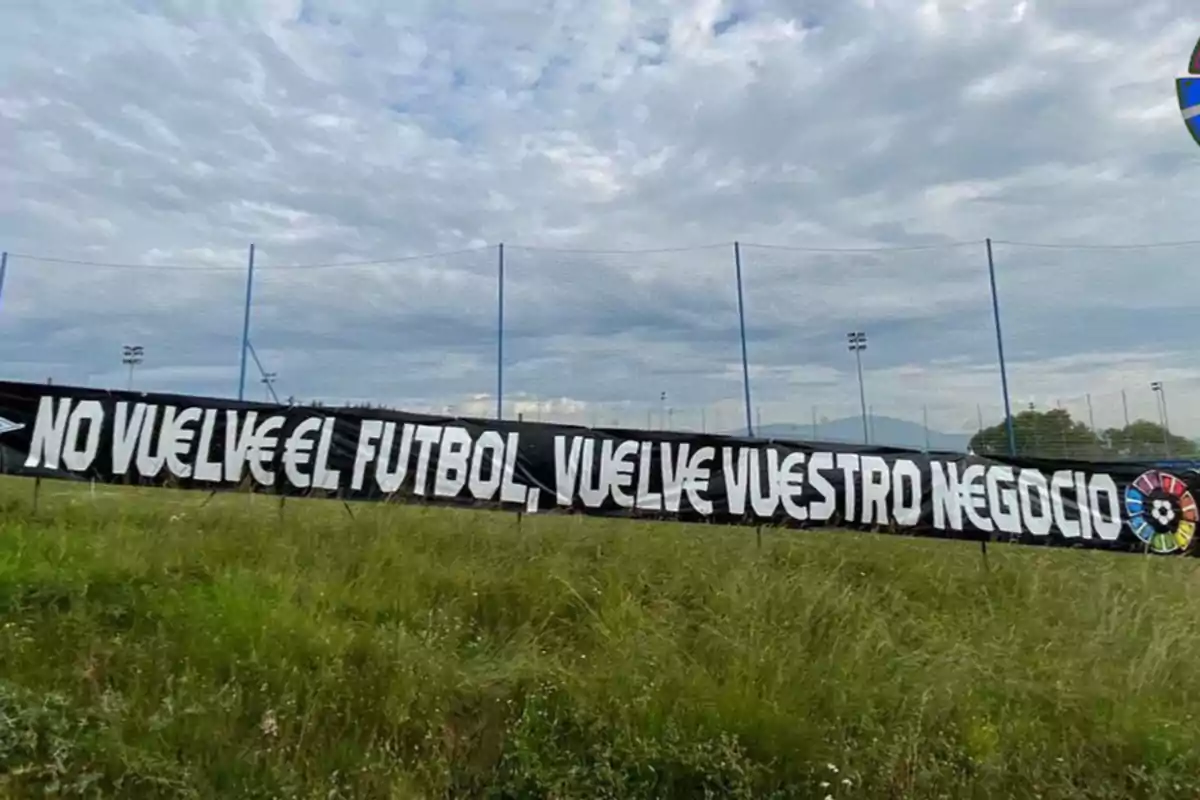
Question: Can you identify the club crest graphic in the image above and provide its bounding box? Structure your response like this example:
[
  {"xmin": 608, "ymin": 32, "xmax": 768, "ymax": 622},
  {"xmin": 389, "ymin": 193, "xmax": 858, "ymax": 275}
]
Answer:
[
  {"xmin": 1124, "ymin": 470, "xmax": 1198, "ymax": 554},
  {"xmin": 1178, "ymin": 37, "xmax": 1200, "ymax": 147}
]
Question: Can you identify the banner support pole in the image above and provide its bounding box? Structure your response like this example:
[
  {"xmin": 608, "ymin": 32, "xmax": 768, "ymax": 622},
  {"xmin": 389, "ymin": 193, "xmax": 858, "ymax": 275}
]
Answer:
[
  {"xmin": 237, "ymin": 243, "xmax": 256, "ymax": 402},
  {"xmin": 734, "ymin": 241, "xmax": 754, "ymax": 437},
  {"xmin": 497, "ymin": 243, "xmax": 504, "ymax": 420},
  {"xmin": 986, "ymin": 238, "xmax": 1017, "ymax": 456}
]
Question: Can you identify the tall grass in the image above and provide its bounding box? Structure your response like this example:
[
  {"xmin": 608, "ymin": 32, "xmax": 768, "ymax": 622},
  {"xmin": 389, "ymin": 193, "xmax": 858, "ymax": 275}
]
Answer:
[{"xmin": 1, "ymin": 477, "xmax": 1199, "ymax": 798}]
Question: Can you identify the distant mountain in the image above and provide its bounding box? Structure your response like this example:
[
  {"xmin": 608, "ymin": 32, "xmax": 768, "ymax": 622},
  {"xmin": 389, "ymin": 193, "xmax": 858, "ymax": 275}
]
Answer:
[{"xmin": 735, "ymin": 415, "xmax": 971, "ymax": 453}]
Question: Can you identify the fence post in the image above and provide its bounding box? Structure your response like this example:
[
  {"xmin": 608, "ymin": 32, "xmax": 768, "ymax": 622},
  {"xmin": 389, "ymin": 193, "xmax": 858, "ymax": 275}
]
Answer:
[
  {"xmin": 733, "ymin": 241, "xmax": 754, "ymax": 437},
  {"xmin": 0, "ymin": 252, "xmax": 7, "ymax": 314},
  {"xmin": 496, "ymin": 242, "xmax": 505, "ymax": 420},
  {"xmin": 237, "ymin": 243, "xmax": 257, "ymax": 401},
  {"xmin": 985, "ymin": 238, "xmax": 1017, "ymax": 456}
]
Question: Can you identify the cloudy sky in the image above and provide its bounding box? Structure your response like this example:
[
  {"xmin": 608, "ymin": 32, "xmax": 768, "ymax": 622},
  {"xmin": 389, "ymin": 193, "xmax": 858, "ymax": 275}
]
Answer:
[{"xmin": 1, "ymin": 0, "xmax": 1198, "ymax": 437}]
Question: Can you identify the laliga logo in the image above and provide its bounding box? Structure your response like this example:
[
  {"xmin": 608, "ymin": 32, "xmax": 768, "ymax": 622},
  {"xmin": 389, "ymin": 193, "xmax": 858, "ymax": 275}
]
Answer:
[
  {"xmin": 1178, "ymin": 37, "xmax": 1200, "ymax": 147},
  {"xmin": 1124, "ymin": 470, "xmax": 1198, "ymax": 555}
]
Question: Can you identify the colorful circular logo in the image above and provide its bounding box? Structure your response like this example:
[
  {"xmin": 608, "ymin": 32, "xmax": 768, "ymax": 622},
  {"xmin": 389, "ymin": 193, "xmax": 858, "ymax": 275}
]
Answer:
[
  {"xmin": 1124, "ymin": 470, "xmax": 1197, "ymax": 554},
  {"xmin": 1178, "ymin": 37, "xmax": 1200, "ymax": 147}
]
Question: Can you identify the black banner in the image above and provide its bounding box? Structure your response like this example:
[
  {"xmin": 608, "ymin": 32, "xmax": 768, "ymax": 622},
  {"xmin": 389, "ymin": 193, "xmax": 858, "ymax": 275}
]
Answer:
[{"xmin": 0, "ymin": 380, "xmax": 1195, "ymax": 556}]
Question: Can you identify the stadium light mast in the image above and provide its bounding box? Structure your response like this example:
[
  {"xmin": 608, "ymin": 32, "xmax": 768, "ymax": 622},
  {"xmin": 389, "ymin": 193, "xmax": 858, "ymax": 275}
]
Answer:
[
  {"xmin": 121, "ymin": 344, "xmax": 144, "ymax": 391},
  {"xmin": 847, "ymin": 331, "xmax": 869, "ymax": 445},
  {"xmin": 262, "ymin": 371, "xmax": 277, "ymax": 402},
  {"xmin": 1151, "ymin": 381, "xmax": 1172, "ymax": 455}
]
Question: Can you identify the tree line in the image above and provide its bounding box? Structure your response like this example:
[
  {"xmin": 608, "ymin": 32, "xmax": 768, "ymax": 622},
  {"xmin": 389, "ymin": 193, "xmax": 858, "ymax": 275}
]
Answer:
[
  {"xmin": 970, "ymin": 408, "xmax": 1196, "ymax": 460},
  {"xmin": 287, "ymin": 397, "xmax": 1192, "ymax": 461}
]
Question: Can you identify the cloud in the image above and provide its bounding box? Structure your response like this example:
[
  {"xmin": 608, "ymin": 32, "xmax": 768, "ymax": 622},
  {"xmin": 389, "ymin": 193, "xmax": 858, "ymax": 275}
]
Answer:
[{"xmin": 0, "ymin": 0, "xmax": 1197, "ymax": 438}]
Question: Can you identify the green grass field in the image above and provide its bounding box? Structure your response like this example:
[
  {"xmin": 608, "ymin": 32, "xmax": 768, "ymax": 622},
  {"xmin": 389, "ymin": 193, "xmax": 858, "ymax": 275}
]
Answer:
[{"xmin": 1, "ymin": 477, "xmax": 1199, "ymax": 798}]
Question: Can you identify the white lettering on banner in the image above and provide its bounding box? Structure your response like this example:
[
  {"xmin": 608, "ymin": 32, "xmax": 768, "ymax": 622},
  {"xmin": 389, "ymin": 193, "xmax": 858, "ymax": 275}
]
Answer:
[
  {"xmin": 223, "ymin": 410, "xmax": 257, "ymax": 483},
  {"xmin": 1073, "ymin": 472, "xmax": 1092, "ymax": 539},
  {"xmin": 924, "ymin": 460, "xmax": 1123, "ymax": 538},
  {"xmin": 554, "ymin": 435, "xmax": 585, "ymax": 506},
  {"xmin": 681, "ymin": 445, "xmax": 715, "ymax": 515},
  {"xmin": 312, "ymin": 417, "xmax": 341, "ymax": 490},
  {"xmin": 836, "ymin": 453, "xmax": 862, "ymax": 522},
  {"xmin": 350, "ymin": 421, "xmax": 531, "ymax": 504},
  {"xmin": 860, "ymin": 456, "xmax": 890, "ymax": 525},
  {"xmin": 377, "ymin": 421, "xmax": 414, "ymax": 493},
  {"xmin": 24, "ymin": 396, "xmax": 103, "ymax": 472},
  {"xmin": 194, "ymin": 409, "xmax": 223, "ymax": 483},
  {"xmin": 17, "ymin": 394, "xmax": 1136, "ymax": 541},
  {"xmin": 635, "ymin": 442, "xmax": 661, "ymax": 510},
  {"xmin": 357, "ymin": 421, "xmax": 409, "ymax": 494},
  {"xmin": 605, "ymin": 440, "xmax": 639, "ymax": 509},
  {"xmin": 111, "ymin": 402, "xmax": 146, "ymax": 475},
  {"xmin": 498, "ymin": 432, "xmax": 529, "ymax": 506},
  {"xmin": 249, "ymin": 415, "xmax": 284, "ymax": 486},
  {"xmin": 135, "ymin": 405, "xmax": 167, "ymax": 477},
  {"xmin": 723, "ymin": 447, "xmax": 751, "ymax": 515},
  {"xmin": 18, "ymin": 397, "xmax": 522, "ymax": 501},
  {"xmin": 962, "ymin": 464, "xmax": 992, "ymax": 532},
  {"xmin": 351, "ymin": 420, "xmax": 383, "ymax": 491},
  {"xmin": 747, "ymin": 449, "xmax": 776, "ymax": 517},
  {"xmin": 892, "ymin": 459, "xmax": 922, "ymax": 526},
  {"xmin": 468, "ymin": 431, "xmax": 505, "ymax": 501},
  {"xmin": 1088, "ymin": 475, "xmax": 1123, "ymax": 541},
  {"xmin": 807, "ymin": 452, "xmax": 837, "ymax": 522},
  {"xmin": 283, "ymin": 416, "xmax": 323, "ymax": 489},
  {"xmin": 985, "ymin": 466, "xmax": 1021, "ymax": 535},
  {"xmin": 411, "ymin": 425, "xmax": 441, "ymax": 496},
  {"xmin": 930, "ymin": 460, "xmax": 963, "ymax": 530},
  {"xmin": 166, "ymin": 406, "xmax": 202, "ymax": 478},
  {"xmin": 777, "ymin": 452, "xmax": 806, "ymax": 521},
  {"xmin": 61, "ymin": 400, "xmax": 103, "ymax": 472},
  {"xmin": 1018, "ymin": 469, "xmax": 1053, "ymax": 536},
  {"xmin": 652, "ymin": 443, "xmax": 681, "ymax": 513},
  {"xmin": 25, "ymin": 396, "xmax": 71, "ymax": 470},
  {"xmin": 551, "ymin": 436, "xmax": 715, "ymax": 514},
  {"xmin": 1050, "ymin": 471, "xmax": 1079, "ymax": 539},
  {"xmin": 577, "ymin": 439, "xmax": 606, "ymax": 508},
  {"xmin": 432, "ymin": 426, "xmax": 472, "ymax": 498}
]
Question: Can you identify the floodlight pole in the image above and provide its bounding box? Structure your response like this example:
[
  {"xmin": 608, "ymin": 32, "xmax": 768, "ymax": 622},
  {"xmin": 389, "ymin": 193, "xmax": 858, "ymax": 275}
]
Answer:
[
  {"xmin": 1151, "ymin": 381, "xmax": 1171, "ymax": 456},
  {"xmin": 986, "ymin": 238, "xmax": 1017, "ymax": 456},
  {"xmin": 237, "ymin": 243, "xmax": 256, "ymax": 401},
  {"xmin": 733, "ymin": 242, "xmax": 754, "ymax": 436},
  {"xmin": 121, "ymin": 344, "xmax": 144, "ymax": 391},
  {"xmin": 496, "ymin": 242, "xmax": 505, "ymax": 420},
  {"xmin": 847, "ymin": 331, "xmax": 869, "ymax": 445}
]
